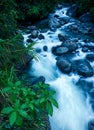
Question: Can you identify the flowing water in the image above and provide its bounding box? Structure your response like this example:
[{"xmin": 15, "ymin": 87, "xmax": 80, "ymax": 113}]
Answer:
[{"xmin": 23, "ymin": 5, "xmax": 94, "ymax": 130}]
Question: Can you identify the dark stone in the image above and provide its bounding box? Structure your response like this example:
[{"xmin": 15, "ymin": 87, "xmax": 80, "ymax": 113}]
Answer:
[
  {"xmin": 27, "ymin": 26, "xmax": 37, "ymax": 31},
  {"xmin": 79, "ymin": 12, "xmax": 92, "ymax": 23},
  {"xmin": 67, "ymin": 4, "xmax": 79, "ymax": 17},
  {"xmin": 62, "ymin": 40, "xmax": 78, "ymax": 52},
  {"xmin": 82, "ymin": 47, "xmax": 89, "ymax": 52},
  {"xmin": 35, "ymin": 48, "xmax": 41, "ymax": 53},
  {"xmin": 16, "ymin": 54, "xmax": 32, "ymax": 71},
  {"xmin": 88, "ymin": 120, "xmax": 94, "ymax": 130},
  {"xmin": 74, "ymin": 60, "xmax": 93, "ymax": 77},
  {"xmin": 86, "ymin": 54, "xmax": 94, "ymax": 61},
  {"xmin": 89, "ymin": 88, "xmax": 94, "ymax": 98},
  {"xmin": 43, "ymin": 46, "xmax": 48, "ymax": 51},
  {"xmin": 26, "ymin": 38, "xmax": 33, "ymax": 43},
  {"xmin": 29, "ymin": 30, "xmax": 38, "ymax": 38},
  {"xmin": 52, "ymin": 46, "xmax": 69, "ymax": 56},
  {"xmin": 25, "ymin": 76, "xmax": 45, "ymax": 86},
  {"xmin": 38, "ymin": 34, "xmax": 45, "ymax": 40},
  {"xmin": 58, "ymin": 34, "xmax": 67, "ymax": 41},
  {"xmin": 56, "ymin": 58, "xmax": 72, "ymax": 74},
  {"xmin": 48, "ymin": 14, "xmax": 61, "ymax": 31},
  {"xmin": 77, "ymin": 78, "xmax": 93, "ymax": 92}
]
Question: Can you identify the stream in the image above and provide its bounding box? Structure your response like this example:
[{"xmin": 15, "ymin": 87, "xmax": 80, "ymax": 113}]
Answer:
[{"xmin": 23, "ymin": 3, "xmax": 94, "ymax": 130}]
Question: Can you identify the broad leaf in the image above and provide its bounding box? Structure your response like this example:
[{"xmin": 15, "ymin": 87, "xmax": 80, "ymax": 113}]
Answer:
[
  {"xmin": 19, "ymin": 110, "xmax": 28, "ymax": 118},
  {"xmin": 46, "ymin": 101, "xmax": 53, "ymax": 116},
  {"xmin": 1, "ymin": 107, "xmax": 13, "ymax": 114},
  {"xmin": 50, "ymin": 98, "xmax": 58, "ymax": 108},
  {"xmin": 9, "ymin": 111, "xmax": 17, "ymax": 126}
]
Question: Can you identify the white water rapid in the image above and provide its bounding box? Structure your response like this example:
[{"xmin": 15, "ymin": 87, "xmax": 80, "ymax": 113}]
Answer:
[{"xmin": 23, "ymin": 5, "xmax": 94, "ymax": 130}]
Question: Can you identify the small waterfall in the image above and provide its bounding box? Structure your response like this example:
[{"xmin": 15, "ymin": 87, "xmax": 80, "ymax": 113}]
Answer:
[{"xmin": 23, "ymin": 4, "xmax": 94, "ymax": 130}]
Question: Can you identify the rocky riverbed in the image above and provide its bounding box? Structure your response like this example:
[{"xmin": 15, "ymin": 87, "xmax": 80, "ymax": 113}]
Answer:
[{"xmin": 22, "ymin": 3, "xmax": 94, "ymax": 130}]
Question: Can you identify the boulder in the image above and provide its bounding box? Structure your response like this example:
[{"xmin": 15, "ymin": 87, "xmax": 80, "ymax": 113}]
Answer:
[
  {"xmin": 74, "ymin": 60, "xmax": 93, "ymax": 77},
  {"xmin": 52, "ymin": 46, "xmax": 69, "ymax": 56},
  {"xmin": 56, "ymin": 58, "xmax": 72, "ymax": 73},
  {"xmin": 89, "ymin": 88, "xmax": 94, "ymax": 98},
  {"xmin": 58, "ymin": 33, "xmax": 67, "ymax": 42},
  {"xmin": 43, "ymin": 46, "xmax": 48, "ymax": 51},
  {"xmin": 26, "ymin": 38, "xmax": 33, "ymax": 43},
  {"xmin": 29, "ymin": 30, "xmax": 38, "ymax": 38},
  {"xmin": 67, "ymin": 4, "xmax": 78, "ymax": 17},
  {"xmin": 48, "ymin": 14, "xmax": 61, "ymax": 31},
  {"xmin": 88, "ymin": 120, "xmax": 94, "ymax": 130},
  {"xmin": 86, "ymin": 54, "xmax": 94, "ymax": 61},
  {"xmin": 79, "ymin": 12, "xmax": 92, "ymax": 23},
  {"xmin": 62, "ymin": 40, "xmax": 78, "ymax": 52},
  {"xmin": 38, "ymin": 34, "xmax": 45, "ymax": 40}
]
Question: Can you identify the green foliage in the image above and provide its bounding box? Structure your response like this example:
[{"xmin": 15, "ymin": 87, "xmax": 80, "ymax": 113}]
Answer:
[{"xmin": 1, "ymin": 75, "xmax": 58, "ymax": 129}]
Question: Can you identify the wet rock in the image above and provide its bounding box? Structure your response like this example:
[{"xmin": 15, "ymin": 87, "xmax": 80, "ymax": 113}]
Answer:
[
  {"xmin": 26, "ymin": 38, "xmax": 33, "ymax": 43},
  {"xmin": 52, "ymin": 46, "xmax": 69, "ymax": 56},
  {"xmin": 79, "ymin": 12, "xmax": 92, "ymax": 23},
  {"xmin": 58, "ymin": 33, "xmax": 67, "ymax": 42},
  {"xmin": 56, "ymin": 58, "xmax": 72, "ymax": 73},
  {"xmin": 43, "ymin": 46, "xmax": 48, "ymax": 51},
  {"xmin": 82, "ymin": 47, "xmax": 89, "ymax": 52},
  {"xmin": 25, "ymin": 76, "xmax": 45, "ymax": 86},
  {"xmin": 67, "ymin": 4, "xmax": 78, "ymax": 17},
  {"xmin": 77, "ymin": 78, "xmax": 93, "ymax": 92},
  {"xmin": 27, "ymin": 26, "xmax": 37, "ymax": 31},
  {"xmin": 48, "ymin": 14, "xmax": 61, "ymax": 31},
  {"xmin": 29, "ymin": 30, "xmax": 39, "ymax": 38},
  {"xmin": 86, "ymin": 54, "xmax": 94, "ymax": 61},
  {"xmin": 74, "ymin": 60, "xmax": 93, "ymax": 77},
  {"xmin": 89, "ymin": 88, "xmax": 94, "ymax": 98},
  {"xmin": 88, "ymin": 120, "xmax": 94, "ymax": 130},
  {"xmin": 38, "ymin": 34, "xmax": 45, "ymax": 40},
  {"xmin": 62, "ymin": 40, "xmax": 78, "ymax": 52},
  {"xmin": 16, "ymin": 54, "xmax": 32, "ymax": 71},
  {"xmin": 35, "ymin": 48, "xmax": 41, "ymax": 53}
]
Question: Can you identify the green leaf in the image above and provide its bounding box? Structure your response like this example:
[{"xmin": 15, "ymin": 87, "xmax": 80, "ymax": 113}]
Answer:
[
  {"xmin": 16, "ymin": 116, "xmax": 23, "ymax": 126},
  {"xmin": 19, "ymin": 110, "xmax": 28, "ymax": 118},
  {"xmin": 46, "ymin": 101, "xmax": 53, "ymax": 116},
  {"xmin": 21, "ymin": 103, "xmax": 28, "ymax": 109},
  {"xmin": 1, "ymin": 107, "xmax": 13, "ymax": 114},
  {"xmin": 9, "ymin": 111, "xmax": 17, "ymax": 126},
  {"xmin": 29, "ymin": 104, "xmax": 34, "ymax": 110},
  {"xmin": 50, "ymin": 98, "xmax": 58, "ymax": 108},
  {"xmin": 40, "ymin": 98, "xmax": 45, "ymax": 104},
  {"xmin": 2, "ymin": 87, "xmax": 11, "ymax": 93},
  {"xmin": 15, "ymin": 81, "xmax": 21, "ymax": 87}
]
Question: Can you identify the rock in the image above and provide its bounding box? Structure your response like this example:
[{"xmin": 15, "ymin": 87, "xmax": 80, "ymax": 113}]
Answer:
[
  {"xmin": 74, "ymin": 60, "xmax": 93, "ymax": 77},
  {"xmin": 60, "ymin": 16, "xmax": 70, "ymax": 23},
  {"xmin": 79, "ymin": 12, "xmax": 92, "ymax": 23},
  {"xmin": 67, "ymin": 4, "xmax": 78, "ymax": 17},
  {"xmin": 52, "ymin": 46, "xmax": 69, "ymax": 56},
  {"xmin": 58, "ymin": 33, "xmax": 67, "ymax": 41},
  {"xmin": 35, "ymin": 48, "xmax": 41, "ymax": 53},
  {"xmin": 27, "ymin": 26, "xmax": 37, "ymax": 31},
  {"xmin": 82, "ymin": 47, "xmax": 89, "ymax": 52},
  {"xmin": 29, "ymin": 30, "xmax": 38, "ymax": 38},
  {"xmin": 43, "ymin": 46, "xmax": 48, "ymax": 51},
  {"xmin": 56, "ymin": 58, "xmax": 72, "ymax": 74},
  {"xmin": 62, "ymin": 40, "xmax": 78, "ymax": 52},
  {"xmin": 48, "ymin": 14, "xmax": 61, "ymax": 31},
  {"xmin": 89, "ymin": 88, "xmax": 94, "ymax": 98},
  {"xmin": 88, "ymin": 120, "xmax": 94, "ymax": 130},
  {"xmin": 25, "ymin": 76, "xmax": 45, "ymax": 86},
  {"xmin": 26, "ymin": 38, "xmax": 33, "ymax": 43},
  {"xmin": 86, "ymin": 54, "xmax": 94, "ymax": 61},
  {"xmin": 77, "ymin": 78, "xmax": 93, "ymax": 92},
  {"xmin": 16, "ymin": 54, "xmax": 32, "ymax": 72},
  {"xmin": 38, "ymin": 34, "xmax": 45, "ymax": 40}
]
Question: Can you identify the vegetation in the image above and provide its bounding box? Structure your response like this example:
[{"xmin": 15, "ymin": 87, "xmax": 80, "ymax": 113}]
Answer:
[{"xmin": 0, "ymin": 0, "xmax": 94, "ymax": 129}]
